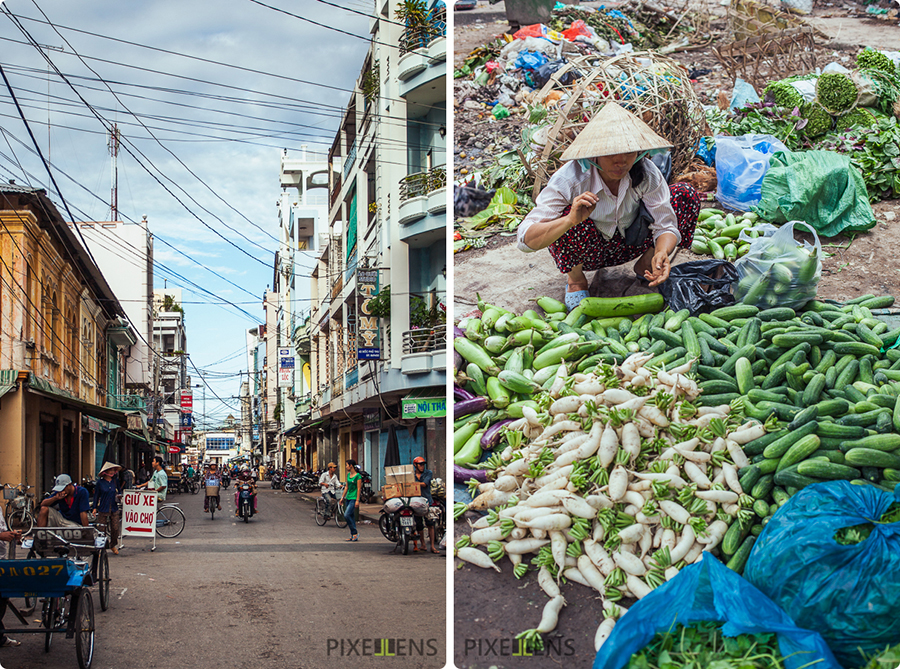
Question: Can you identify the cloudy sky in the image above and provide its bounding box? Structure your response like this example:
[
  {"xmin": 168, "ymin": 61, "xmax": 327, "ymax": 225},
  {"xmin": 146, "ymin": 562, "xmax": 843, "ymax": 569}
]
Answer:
[{"xmin": 0, "ymin": 0, "xmax": 372, "ymax": 427}]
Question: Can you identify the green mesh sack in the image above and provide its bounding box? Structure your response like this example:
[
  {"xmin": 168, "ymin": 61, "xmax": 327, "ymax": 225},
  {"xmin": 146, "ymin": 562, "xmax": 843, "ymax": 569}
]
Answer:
[{"xmin": 752, "ymin": 150, "xmax": 876, "ymax": 237}]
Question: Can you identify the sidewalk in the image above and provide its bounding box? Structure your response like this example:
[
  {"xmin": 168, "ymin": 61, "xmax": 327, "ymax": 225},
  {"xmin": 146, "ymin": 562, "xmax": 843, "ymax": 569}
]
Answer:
[{"xmin": 296, "ymin": 491, "xmax": 383, "ymax": 523}]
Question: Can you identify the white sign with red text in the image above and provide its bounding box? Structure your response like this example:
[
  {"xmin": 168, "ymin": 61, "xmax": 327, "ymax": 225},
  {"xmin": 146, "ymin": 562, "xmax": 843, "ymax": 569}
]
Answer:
[{"xmin": 121, "ymin": 490, "xmax": 158, "ymax": 537}]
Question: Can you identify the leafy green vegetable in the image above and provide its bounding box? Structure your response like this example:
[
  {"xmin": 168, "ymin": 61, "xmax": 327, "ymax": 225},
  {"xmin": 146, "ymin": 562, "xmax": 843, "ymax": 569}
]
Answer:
[
  {"xmin": 857, "ymin": 641, "xmax": 900, "ymax": 669},
  {"xmin": 765, "ymin": 81, "xmax": 803, "ymax": 109},
  {"xmin": 833, "ymin": 108, "xmax": 877, "ymax": 134},
  {"xmin": 857, "ymin": 48, "xmax": 896, "ymax": 75},
  {"xmin": 834, "ymin": 502, "xmax": 900, "ymax": 545},
  {"xmin": 626, "ymin": 621, "xmax": 799, "ymax": 669},
  {"xmin": 816, "ymin": 73, "xmax": 859, "ymax": 114}
]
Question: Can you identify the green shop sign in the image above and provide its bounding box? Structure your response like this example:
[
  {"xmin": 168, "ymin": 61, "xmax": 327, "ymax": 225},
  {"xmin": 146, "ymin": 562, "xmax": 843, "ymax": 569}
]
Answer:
[{"xmin": 401, "ymin": 397, "xmax": 446, "ymax": 419}]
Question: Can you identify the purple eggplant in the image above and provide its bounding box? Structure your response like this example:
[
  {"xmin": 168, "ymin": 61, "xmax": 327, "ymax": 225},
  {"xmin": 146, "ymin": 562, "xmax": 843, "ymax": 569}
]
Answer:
[
  {"xmin": 481, "ymin": 419, "xmax": 514, "ymax": 449},
  {"xmin": 454, "ymin": 325, "xmax": 466, "ymax": 339},
  {"xmin": 454, "ymin": 349, "xmax": 463, "ymax": 372},
  {"xmin": 455, "ymin": 385, "xmax": 476, "ymax": 402},
  {"xmin": 454, "ymin": 396, "xmax": 490, "ymax": 420},
  {"xmin": 454, "ymin": 465, "xmax": 489, "ymax": 484}
]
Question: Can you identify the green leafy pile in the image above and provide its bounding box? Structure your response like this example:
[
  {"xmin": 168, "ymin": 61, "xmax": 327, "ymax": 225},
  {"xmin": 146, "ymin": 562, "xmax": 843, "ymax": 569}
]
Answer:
[
  {"xmin": 816, "ymin": 72, "xmax": 859, "ymax": 114},
  {"xmin": 833, "ymin": 107, "xmax": 877, "ymax": 134},
  {"xmin": 765, "ymin": 81, "xmax": 803, "ymax": 109},
  {"xmin": 858, "ymin": 68, "xmax": 900, "ymax": 115},
  {"xmin": 627, "ymin": 622, "xmax": 793, "ymax": 669},
  {"xmin": 857, "ymin": 48, "xmax": 896, "ymax": 75},
  {"xmin": 712, "ymin": 103, "xmax": 807, "ymax": 151},
  {"xmin": 857, "ymin": 642, "xmax": 900, "ymax": 669},
  {"xmin": 834, "ymin": 502, "xmax": 900, "ymax": 545},
  {"xmin": 817, "ymin": 116, "xmax": 900, "ymax": 202}
]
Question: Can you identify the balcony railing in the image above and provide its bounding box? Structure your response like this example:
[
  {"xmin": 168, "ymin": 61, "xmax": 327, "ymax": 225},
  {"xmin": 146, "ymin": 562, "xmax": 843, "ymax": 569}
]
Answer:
[
  {"xmin": 399, "ymin": 7, "xmax": 446, "ymax": 55},
  {"xmin": 342, "ymin": 143, "xmax": 358, "ymax": 180},
  {"xmin": 402, "ymin": 324, "xmax": 446, "ymax": 354},
  {"xmin": 399, "ymin": 165, "xmax": 446, "ymax": 203}
]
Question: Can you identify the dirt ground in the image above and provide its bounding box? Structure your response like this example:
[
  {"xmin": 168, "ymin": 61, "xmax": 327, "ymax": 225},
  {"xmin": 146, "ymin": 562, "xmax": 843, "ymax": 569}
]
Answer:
[{"xmin": 452, "ymin": 4, "xmax": 900, "ymax": 668}]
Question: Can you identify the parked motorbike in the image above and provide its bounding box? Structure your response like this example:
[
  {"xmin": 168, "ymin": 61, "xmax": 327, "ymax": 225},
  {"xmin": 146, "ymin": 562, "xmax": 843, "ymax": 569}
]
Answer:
[
  {"xmin": 298, "ymin": 471, "xmax": 320, "ymax": 493},
  {"xmin": 379, "ymin": 496, "xmax": 429, "ymax": 555},
  {"xmin": 237, "ymin": 482, "xmax": 254, "ymax": 522},
  {"xmin": 357, "ymin": 469, "xmax": 375, "ymax": 504}
]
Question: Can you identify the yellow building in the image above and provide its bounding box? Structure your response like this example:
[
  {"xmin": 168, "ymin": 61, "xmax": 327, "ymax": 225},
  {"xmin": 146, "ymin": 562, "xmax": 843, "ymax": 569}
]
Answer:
[{"xmin": 0, "ymin": 185, "xmax": 133, "ymax": 496}]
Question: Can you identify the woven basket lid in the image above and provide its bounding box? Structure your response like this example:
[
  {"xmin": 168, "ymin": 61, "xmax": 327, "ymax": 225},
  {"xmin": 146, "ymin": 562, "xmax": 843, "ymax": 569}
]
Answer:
[{"xmin": 561, "ymin": 102, "xmax": 673, "ymax": 161}]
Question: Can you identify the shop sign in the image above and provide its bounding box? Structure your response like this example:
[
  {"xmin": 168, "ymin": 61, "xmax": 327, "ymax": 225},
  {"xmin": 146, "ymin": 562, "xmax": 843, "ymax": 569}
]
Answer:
[
  {"xmin": 127, "ymin": 414, "xmax": 143, "ymax": 431},
  {"xmin": 278, "ymin": 346, "xmax": 295, "ymax": 388},
  {"xmin": 357, "ymin": 269, "xmax": 380, "ymax": 360},
  {"xmin": 363, "ymin": 408, "xmax": 381, "ymax": 432},
  {"xmin": 401, "ymin": 397, "xmax": 446, "ymax": 419},
  {"xmin": 180, "ymin": 390, "xmax": 193, "ymax": 410},
  {"xmin": 121, "ymin": 490, "xmax": 157, "ymax": 536}
]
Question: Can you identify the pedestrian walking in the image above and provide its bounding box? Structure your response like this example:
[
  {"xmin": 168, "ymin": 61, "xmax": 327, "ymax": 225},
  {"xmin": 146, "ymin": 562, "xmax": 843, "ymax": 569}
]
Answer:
[
  {"xmin": 92, "ymin": 461, "xmax": 122, "ymax": 555},
  {"xmin": 340, "ymin": 459, "xmax": 361, "ymax": 542}
]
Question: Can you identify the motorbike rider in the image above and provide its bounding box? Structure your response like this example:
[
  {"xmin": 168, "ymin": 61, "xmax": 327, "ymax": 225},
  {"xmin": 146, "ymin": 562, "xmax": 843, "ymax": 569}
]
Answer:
[
  {"xmin": 318, "ymin": 462, "xmax": 341, "ymax": 514},
  {"xmin": 204, "ymin": 463, "xmax": 222, "ymax": 513},
  {"xmin": 234, "ymin": 464, "xmax": 258, "ymax": 516},
  {"xmin": 412, "ymin": 457, "xmax": 438, "ymax": 554}
]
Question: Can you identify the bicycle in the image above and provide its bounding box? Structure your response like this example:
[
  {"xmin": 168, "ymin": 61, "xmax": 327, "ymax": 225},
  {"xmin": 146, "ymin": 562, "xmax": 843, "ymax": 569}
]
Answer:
[
  {"xmin": 155, "ymin": 502, "xmax": 185, "ymax": 538},
  {"xmin": 314, "ymin": 494, "xmax": 348, "ymax": 528},
  {"xmin": 3, "ymin": 483, "xmax": 36, "ymax": 535}
]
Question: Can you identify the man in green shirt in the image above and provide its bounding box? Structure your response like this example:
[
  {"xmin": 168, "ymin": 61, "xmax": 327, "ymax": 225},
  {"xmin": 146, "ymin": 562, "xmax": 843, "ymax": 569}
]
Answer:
[{"xmin": 136, "ymin": 456, "xmax": 168, "ymax": 502}]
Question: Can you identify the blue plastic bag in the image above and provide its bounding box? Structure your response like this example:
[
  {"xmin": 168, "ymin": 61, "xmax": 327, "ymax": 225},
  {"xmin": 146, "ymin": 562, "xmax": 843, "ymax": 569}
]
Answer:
[
  {"xmin": 514, "ymin": 51, "xmax": 548, "ymax": 71},
  {"xmin": 744, "ymin": 481, "xmax": 900, "ymax": 667},
  {"xmin": 714, "ymin": 134, "xmax": 788, "ymax": 211},
  {"xmin": 593, "ymin": 553, "xmax": 840, "ymax": 669}
]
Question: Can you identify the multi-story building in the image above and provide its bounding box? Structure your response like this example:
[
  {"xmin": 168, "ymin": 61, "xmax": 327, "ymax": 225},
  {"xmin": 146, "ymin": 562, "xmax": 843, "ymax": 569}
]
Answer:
[
  {"xmin": 300, "ymin": 0, "xmax": 447, "ymax": 491},
  {"xmin": 152, "ymin": 288, "xmax": 188, "ymax": 446},
  {"xmin": 0, "ymin": 184, "xmax": 136, "ymax": 494}
]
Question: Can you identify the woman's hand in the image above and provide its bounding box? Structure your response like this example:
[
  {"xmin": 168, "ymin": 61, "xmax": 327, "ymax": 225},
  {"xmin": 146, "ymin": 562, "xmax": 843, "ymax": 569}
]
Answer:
[
  {"xmin": 644, "ymin": 249, "xmax": 670, "ymax": 287},
  {"xmin": 570, "ymin": 191, "xmax": 599, "ymax": 224}
]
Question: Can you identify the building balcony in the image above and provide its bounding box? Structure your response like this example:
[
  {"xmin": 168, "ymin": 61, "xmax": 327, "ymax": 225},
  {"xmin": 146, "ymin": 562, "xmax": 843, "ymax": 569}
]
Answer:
[
  {"xmin": 400, "ymin": 325, "xmax": 446, "ymax": 375},
  {"xmin": 399, "ymin": 165, "xmax": 446, "ymax": 247}
]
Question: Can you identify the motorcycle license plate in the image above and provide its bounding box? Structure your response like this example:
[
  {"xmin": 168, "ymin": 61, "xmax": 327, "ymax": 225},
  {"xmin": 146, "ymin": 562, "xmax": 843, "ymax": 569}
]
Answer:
[{"xmin": 400, "ymin": 516, "xmax": 415, "ymax": 527}]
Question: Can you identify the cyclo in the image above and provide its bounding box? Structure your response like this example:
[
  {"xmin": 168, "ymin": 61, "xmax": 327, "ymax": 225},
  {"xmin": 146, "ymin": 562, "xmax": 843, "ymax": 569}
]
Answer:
[{"xmin": 0, "ymin": 525, "xmax": 108, "ymax": 668}]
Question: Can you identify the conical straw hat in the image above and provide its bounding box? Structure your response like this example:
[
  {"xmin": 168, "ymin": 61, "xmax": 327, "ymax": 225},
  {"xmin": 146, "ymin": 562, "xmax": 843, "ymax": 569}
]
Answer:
[
  {"xmin": 561, "ymin": 102, "xmax": 673, "ymax": 161},
  {"xmin": 99, "ymin": 461, "xmax": 121, "ymax": 475}
]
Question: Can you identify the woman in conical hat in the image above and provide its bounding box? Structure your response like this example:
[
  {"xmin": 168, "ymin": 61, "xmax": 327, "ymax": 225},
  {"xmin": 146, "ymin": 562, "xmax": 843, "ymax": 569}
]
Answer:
[{"xmin": 517, "ymin": 102, "xmax": 700, "ymax": 310}]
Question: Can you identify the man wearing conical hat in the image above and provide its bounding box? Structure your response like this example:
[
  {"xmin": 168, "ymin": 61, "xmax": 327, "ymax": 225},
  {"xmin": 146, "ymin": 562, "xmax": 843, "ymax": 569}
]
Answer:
[{"xmin": 517, "ymin": 102, "xmax": 701, "ymax": 310}]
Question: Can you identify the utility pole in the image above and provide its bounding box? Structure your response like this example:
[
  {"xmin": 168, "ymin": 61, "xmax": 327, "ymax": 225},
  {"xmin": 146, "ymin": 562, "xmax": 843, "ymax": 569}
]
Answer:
[
  {"xmin": 150, "ymin": 354, "xmax": 160, "ymax": 442},
  {"xmin": 108, "ymin": 124, "xmax": 120, "ymax": 221}
]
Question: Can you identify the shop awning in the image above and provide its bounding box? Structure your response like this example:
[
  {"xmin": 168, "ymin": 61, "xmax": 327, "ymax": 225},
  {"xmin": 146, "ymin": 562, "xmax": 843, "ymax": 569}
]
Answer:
[
  {"xmin": 124, "ymin": 431, "xmax": 167, "ymax": 454},
  {"xmin": 0, "ymin": 370, "xmax": 18, "ymax": 402},
  {"xmin": 26, "ymin": 374, "xmax": 129, "ymax": 426}
]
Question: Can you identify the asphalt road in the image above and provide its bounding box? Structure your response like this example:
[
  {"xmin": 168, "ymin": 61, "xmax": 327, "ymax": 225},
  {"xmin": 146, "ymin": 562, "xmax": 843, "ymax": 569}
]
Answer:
[{"xmin": 2, "ymin": 486, "xmax": 446, "ymax": 669}]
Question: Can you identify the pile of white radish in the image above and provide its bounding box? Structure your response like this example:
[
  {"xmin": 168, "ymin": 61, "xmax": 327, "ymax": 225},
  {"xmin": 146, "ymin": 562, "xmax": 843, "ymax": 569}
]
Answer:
[{"xmin": 454, "ymin": 352, "xmax": 764, "ymax": 653}]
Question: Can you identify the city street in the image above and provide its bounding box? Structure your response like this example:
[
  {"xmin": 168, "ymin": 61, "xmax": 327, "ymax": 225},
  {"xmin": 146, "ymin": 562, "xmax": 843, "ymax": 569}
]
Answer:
[{"xmin": 4, "ymin": 486, "xmax": 446, "ymax": 669}]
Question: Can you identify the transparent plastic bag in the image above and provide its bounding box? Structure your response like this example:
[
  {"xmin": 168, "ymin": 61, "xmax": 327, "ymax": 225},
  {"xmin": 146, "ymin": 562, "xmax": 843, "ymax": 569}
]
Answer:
[
  {"xmin": 714, "ymin": 134, "xmax": 789, "ymax": 211},
  {"xmin": 744, "ymin": 482, "xmax": 900, "ymax": 667},
  {"xmin": 732, "ymin": 221, "xmax": 821, "ymax": 310},
  {"xmin": 593, "ymin": 553, "xmax": 841, "ymax": 669}
]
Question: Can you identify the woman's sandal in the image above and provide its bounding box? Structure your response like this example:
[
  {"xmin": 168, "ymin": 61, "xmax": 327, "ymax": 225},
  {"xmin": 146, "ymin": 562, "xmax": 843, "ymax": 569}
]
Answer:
[
  {"xmin": 565, "ymin": 289, "xmax": 589, "ymax": 312},
  {"xmin": 0, "ymin": 638, "xmax": 21, "ymax": 648},
  {"xmin": 430, "ymin": 548, "xmax": 439, "ymax": 554}
]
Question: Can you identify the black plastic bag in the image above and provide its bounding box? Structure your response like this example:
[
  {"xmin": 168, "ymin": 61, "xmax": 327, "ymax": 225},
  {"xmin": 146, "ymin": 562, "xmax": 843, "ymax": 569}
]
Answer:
[
  {"xmin": 660, "ymin": 260, "xmax": 737, "ymax": 315},
  {"xmin": 533, "ymin": 59, "xmax": 582, "ymax": 88}
]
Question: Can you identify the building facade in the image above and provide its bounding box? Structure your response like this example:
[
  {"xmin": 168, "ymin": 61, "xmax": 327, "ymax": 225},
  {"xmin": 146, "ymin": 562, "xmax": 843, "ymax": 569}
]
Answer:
[
  {"xmin": 0, "ymin": 185, "xmax": 134, "ymax": 495},
  {"xmin": 299, "ymin": 0, "xmax": 447, "ymax": 491}
]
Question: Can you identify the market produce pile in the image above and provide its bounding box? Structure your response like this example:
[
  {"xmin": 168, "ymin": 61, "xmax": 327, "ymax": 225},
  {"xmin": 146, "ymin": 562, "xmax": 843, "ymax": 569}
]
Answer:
[
  {"xmin": 454, "ymin": 290, "xmax": 900, "ymax": 660},
  {"xmin": 708, "ymin": 48, "xmax": 900, "ymax": 203}
]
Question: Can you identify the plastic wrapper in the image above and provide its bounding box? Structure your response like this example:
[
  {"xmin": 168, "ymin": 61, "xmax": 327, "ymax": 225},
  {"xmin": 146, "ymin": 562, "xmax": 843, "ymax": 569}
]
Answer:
[
  {"xmin": 593, "ymin": 553, "xmax": 841, "ymax": 669},
  {"xmin": 382, "ymin": 498, "xmax": 404, "ymax": 514},
  {"xmin": 659, "ymin": 260, "xmax": 738, "ymax": 315},
  {"xmin": 408, "ymin": 496, "xmax": 430, "ymax": 516},
  {"xmin": 744, "ymin": 481, "xmax": 900, "ymax": 666},
  {"xmin": 732, "ymin": 221, "xmax": 820, "ymax": 311},
  {"xmin": 714, "ymin": 134, "xmax": 788, "ymax": 211},
  {"xmin": 533, "ymin": 59, "xmax": 582, "ymax": 88}
]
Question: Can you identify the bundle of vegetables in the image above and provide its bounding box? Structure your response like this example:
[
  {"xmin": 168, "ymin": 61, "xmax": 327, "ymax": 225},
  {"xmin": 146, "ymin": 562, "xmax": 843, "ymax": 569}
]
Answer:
[
  {"xmin": 690, "ymin": 209, "xmax": 763, "ymax": 261},
  {"xmin": 816, "ymin": 72, "xmax": 859, "ymax": 115},
  {"xmin": 626, "ymin": 621, "xmax": 791, "ymax": 669},
  {"xmin": 857, "ymin": 48, "xmax": 896, "ymax": 75},
  {"xmin": 833, "ymin": 107, "xmax": 878, "ymax": 134},
  {"xmin": 833, "ymin": 500, "xmax": 900, "ymax": 545},
  {"xmin": 799, "ymin": 101, "xmax": 834, "ymax": 138},
  {"xmin": 764, "ymin": 81, "xmax": 804, "ymax": 110},
  {"xmin": 731, "ymin": 236, "xmax": 819, "ymax": 311},
  {"xmin": 455, "ymin": 350, "xmax": 764, "ymax": 652},
  {"xmin": 859, "ymin": 642, "xmax": 900, "ymax": 669}
]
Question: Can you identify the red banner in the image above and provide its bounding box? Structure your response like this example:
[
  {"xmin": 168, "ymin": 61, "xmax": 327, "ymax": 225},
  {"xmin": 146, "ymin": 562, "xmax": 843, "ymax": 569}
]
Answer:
[{"xmin": 180, "ymin": 391, "xmax": 193, "ymax": 409}]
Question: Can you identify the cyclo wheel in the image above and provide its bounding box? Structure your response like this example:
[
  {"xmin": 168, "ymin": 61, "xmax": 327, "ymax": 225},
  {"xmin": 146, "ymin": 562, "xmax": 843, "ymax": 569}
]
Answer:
[
  {"xmin": 98, "ymin": 551, "xmax": 110, "ymax": 612},
  {"xmin": 156, "ymin": 505, "xmax": 186, "ymax": 538},
  {"xmin": 42, "ymin": 596, "xmax": 59, "ymax": 652},
  {"xmin": 75, "ymin": 590, "xmax": 95, "ymax": 669},
  {"xmin": 314, "ymin": 498, "xmax": 327, "ymax": 526}
]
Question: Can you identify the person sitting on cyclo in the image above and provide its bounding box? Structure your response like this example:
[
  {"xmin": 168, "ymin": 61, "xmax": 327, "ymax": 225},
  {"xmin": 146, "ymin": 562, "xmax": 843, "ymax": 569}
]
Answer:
[
  {"xmin": 318, "ymin": 462, "xmax": 341, "ymax": 514},
  {"xmin": 234, "ymin": 465, "xmax": 257, "ymax": 516},
  {"xmin": 36, "ymin": 474, "xmax": 91, "ymax": 528},
  {"xmin": 204, "ymin": 463, "xmax": 222, "ymax": 513}
]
